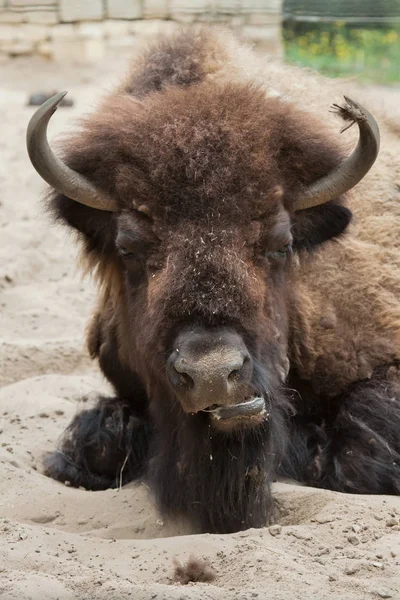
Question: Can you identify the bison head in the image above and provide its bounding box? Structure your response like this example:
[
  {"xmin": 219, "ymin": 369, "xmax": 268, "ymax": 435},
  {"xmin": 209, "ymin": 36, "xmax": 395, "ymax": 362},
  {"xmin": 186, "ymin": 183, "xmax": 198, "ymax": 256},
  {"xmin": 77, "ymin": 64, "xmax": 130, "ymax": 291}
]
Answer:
[{"xmin": 27, "ymin": 84, "xmax": 379, "ymax": 433}]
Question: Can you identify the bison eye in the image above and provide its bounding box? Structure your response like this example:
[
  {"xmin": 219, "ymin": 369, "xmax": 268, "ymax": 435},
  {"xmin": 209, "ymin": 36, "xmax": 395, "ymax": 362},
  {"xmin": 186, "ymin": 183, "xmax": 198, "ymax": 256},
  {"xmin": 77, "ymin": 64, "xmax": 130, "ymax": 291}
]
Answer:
[
  {"xmin": 266, "ymin": 244, "xmax": 293, "ymax": 260},
  {"xmin": 118, "ymin": 247, "xmax": 143, "ymax": 267},
  {"xmin": 118, "ymin": 247, "xmax": 136, "ymax": 258},
  {"xmin": 118, "ymin": 248, "xmax": 145, "ymax": 282}
]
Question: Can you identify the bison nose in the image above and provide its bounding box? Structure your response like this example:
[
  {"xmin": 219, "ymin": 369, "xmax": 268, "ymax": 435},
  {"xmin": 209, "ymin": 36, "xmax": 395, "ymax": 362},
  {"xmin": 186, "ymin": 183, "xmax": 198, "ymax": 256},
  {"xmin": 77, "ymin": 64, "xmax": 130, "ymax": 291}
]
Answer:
[
  {"xmin": 166, "ymin": 329, "xmax": 253, "ymax": 412},
  {"xmin": 174, "ymin": 352, "xmax": 246, "ymax": 390}
]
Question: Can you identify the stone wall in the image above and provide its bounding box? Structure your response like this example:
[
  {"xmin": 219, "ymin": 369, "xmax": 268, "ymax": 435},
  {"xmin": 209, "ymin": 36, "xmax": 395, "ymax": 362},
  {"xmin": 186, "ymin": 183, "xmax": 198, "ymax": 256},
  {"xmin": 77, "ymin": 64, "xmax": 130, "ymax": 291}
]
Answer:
[{"xmin": 0, "ymin": 1, "xmax": 283, "ymax": 60}]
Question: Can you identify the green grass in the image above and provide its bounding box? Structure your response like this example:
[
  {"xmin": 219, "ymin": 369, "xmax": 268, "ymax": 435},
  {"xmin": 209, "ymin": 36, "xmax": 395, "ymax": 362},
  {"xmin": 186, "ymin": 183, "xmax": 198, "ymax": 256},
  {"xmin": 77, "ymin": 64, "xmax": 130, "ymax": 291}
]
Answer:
[{"xmin": 283, "ymin": 25, "xmax": 400, "ymax": 84}]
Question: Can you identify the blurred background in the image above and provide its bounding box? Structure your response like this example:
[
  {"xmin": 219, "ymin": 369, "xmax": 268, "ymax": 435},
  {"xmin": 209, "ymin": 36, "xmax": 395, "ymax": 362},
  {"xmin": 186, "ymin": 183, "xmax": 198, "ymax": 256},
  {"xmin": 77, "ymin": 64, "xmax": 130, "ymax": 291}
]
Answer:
[
  {"xmin": 284, "ymin": 0, "xmax": 400, "ymax": 84},
  {"xmin": 0, "ymin": 0, "xmax": 399, "ymax": 86}
]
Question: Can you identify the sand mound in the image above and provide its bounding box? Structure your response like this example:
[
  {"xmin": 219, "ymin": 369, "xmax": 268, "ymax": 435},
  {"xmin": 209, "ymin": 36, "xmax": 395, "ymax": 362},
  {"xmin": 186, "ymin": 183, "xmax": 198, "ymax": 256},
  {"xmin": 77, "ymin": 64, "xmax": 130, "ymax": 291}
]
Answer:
[{"xmin": 1, "ymin": 52, "xmax": 399, "ymax": 600}]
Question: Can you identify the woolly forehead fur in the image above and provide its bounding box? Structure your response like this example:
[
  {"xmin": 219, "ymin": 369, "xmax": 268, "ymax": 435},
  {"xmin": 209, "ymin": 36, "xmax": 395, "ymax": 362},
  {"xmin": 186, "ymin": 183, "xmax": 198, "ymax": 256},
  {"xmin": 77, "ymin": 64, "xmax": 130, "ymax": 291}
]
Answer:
[
  {"xmin": 64, "ymin": 26, "xmax": 345, "ymax": 230},
  {"xmin": 98, "ymin": 85, "xmax": 289, "ymax": 223}
]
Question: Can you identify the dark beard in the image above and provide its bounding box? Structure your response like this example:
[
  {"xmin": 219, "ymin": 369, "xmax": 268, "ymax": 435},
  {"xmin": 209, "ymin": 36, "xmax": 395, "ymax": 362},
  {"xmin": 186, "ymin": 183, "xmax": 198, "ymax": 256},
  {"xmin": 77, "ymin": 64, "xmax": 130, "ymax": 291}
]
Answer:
[{"xmin": 147, "ymin": 363, "xmax": 291, "ymax": 533}]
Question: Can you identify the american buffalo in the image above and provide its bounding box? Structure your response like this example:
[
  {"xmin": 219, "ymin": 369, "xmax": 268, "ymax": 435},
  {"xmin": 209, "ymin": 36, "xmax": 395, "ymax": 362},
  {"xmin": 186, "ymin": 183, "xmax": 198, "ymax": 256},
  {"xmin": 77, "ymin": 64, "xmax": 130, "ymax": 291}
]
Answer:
[{"xmin": 26, "ymin": 26, "xmax": 400, "ymax": 534}]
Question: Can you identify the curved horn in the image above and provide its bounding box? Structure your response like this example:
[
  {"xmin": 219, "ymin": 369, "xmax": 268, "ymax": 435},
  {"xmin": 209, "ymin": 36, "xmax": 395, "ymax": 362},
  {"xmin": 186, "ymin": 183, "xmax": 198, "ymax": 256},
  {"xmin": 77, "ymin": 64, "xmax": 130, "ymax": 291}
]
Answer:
[
  {"xmin": 26, "ymin": 92, "xmax": 118, "ymax": 212},
  {"xmin": 294, "ymin": 96, "xmax": 380, "ymax": 211}
]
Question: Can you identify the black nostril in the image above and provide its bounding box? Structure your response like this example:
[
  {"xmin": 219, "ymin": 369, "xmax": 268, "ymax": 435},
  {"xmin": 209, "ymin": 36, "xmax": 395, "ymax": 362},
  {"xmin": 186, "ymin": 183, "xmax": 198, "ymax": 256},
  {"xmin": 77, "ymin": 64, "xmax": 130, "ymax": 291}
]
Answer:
[
  {"xmin": 228, "ymin": 369, "xmax": 240, "ymax": 381},
  {"xmin": 178, "ymin": 371, "xmax": 194, "ymax": 389},
  {"xmin": 167, "ymin": 357, "xmax": 195, "ymax": 391},
  {"xmin": 228, "ymin": 354, "xmax": 252, "ymax": 383}
]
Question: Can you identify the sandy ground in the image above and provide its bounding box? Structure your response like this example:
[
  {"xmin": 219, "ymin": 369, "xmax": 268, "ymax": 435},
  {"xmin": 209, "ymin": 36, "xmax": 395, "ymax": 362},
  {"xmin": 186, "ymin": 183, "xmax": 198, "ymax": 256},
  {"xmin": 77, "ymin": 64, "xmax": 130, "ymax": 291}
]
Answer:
[{"xmin": 1, "ymin": 49, "xmax": 400, "ymax": 600}]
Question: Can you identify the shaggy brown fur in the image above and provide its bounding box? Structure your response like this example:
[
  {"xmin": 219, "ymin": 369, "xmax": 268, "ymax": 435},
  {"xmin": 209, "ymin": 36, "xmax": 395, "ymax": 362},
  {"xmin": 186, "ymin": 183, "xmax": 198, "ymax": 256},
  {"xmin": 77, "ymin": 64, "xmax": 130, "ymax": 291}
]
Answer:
[
  {"xmin": 43, "ymin": 26, "xmax": 400, "ymax": 533},
  {"xmin": 173, "ymin": 556, "xmax": 216, "ymax": 585}
]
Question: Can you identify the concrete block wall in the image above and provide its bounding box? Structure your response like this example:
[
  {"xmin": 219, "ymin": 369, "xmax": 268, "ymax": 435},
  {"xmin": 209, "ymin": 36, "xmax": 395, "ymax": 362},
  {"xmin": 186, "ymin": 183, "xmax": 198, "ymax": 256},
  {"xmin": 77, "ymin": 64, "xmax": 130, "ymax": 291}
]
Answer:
[{"xmin": 0, "ymin": 0, "xmax": 283, "ymax": 60}]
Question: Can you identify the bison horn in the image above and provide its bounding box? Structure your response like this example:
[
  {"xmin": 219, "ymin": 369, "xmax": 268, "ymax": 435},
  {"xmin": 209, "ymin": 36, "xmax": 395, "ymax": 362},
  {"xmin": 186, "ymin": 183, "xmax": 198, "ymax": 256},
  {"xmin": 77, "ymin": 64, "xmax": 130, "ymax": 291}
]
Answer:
[
  {"xmin": 26, "ymin": 92, "xmax": 118, "ymax": 212},
  {"xmin": 294, "ymin": 96, "xmax": 380, "ymax": 211}
]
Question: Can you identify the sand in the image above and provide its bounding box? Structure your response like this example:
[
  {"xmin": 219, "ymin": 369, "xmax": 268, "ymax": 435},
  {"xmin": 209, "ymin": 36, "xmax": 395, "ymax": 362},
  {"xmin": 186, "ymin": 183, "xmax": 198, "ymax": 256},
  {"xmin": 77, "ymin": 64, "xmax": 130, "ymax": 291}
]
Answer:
[{"xmin": 1, "ymin": 50, "xmax": 399, "ymax": 600}]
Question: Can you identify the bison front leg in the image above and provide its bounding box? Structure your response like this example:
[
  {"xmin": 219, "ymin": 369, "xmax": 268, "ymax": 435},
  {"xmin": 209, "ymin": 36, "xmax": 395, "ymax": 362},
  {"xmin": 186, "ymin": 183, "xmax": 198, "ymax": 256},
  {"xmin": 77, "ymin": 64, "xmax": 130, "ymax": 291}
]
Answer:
[
  {"xmin": 303, "ymin": 366, "xmax": 400, "ymax": 495},
  {"xmin": 44, "ymin": 397, "xmax": 152, "ymax": 490},
  {"xmin": 320, "ymin": 370, "xmax": 400, "ymax": 495}
]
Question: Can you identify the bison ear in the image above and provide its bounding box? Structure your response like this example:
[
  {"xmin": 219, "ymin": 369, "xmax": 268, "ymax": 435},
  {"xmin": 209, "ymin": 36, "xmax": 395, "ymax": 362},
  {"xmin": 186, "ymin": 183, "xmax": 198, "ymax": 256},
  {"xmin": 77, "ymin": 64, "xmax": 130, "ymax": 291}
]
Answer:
[
  {"xmin": 291, "ymin": 201, "xmax": 352, "ymax": 252},
  {"xmin": 48, "ymin": 192, "xmax": 117, "ymax": 260}
]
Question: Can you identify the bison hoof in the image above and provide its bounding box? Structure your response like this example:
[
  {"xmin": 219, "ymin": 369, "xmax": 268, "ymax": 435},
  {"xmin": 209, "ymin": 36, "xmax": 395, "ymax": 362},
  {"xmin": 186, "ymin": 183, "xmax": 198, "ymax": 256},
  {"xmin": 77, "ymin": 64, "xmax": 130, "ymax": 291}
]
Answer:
[
  {"xmin": 44, "ymin": 450, "xmax": 117, "ymax": 491},
  {"xmin": 43, "ymin": 397, "xmax": 151, "ymax": 491}
]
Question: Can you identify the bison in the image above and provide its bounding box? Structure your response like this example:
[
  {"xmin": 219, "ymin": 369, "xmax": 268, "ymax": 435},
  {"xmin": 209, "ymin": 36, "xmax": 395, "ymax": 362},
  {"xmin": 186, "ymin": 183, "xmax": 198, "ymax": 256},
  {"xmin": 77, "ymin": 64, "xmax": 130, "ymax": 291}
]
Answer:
[{"xmin": 26, "ymin": 26, "xmax": 400, "ymax": 534}]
